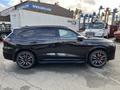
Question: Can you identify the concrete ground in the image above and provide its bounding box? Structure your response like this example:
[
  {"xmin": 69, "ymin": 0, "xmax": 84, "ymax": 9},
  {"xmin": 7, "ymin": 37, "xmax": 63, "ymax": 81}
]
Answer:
[{"xmin": 0, "ymin": 40, "xmax": 120, "ymax": 90}]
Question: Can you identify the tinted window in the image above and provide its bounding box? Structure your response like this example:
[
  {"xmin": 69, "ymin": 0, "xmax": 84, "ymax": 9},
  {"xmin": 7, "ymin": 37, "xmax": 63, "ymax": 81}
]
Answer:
[
  {"xmin": 18, "ymin": 29, "xmax": 35, "ymax": 39},
  {"xmin": 59, "ymin": 29, "xmax": 77, "ymax": 39},
  {"xmin": 35, "ymin": 28, "xmax": 58, "ymax": 39},
  {"xmin": 17, "ymin": 28, "xmax": 58, "ymax": 40}
]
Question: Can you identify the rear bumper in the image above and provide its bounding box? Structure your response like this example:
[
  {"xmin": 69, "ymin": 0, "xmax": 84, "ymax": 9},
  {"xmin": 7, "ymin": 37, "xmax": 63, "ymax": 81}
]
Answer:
[
  {"xmin": 3, "ymin": 47, "xmax": 15, "ymax": 61},
  {"xmin": 3, "ymin": 52, "xmax": 13, "ymax": 60}
]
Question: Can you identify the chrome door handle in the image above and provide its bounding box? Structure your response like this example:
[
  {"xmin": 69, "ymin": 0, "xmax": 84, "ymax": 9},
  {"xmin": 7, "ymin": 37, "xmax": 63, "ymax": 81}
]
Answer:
[{"xmin": 30, "ymin": 41, "xmax": 37, "ymax": 44}]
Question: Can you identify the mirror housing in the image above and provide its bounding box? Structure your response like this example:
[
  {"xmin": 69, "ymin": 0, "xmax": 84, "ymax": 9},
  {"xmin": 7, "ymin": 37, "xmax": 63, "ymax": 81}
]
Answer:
[
  {"xmin": 77, "ymin": 36, "xmax": 85, "ymax": 41},
  {"xmin": 79, "ymin": 27, "xmax": 85, "ymax": 30},
  {"xmin": 105, "ymin": 23, "xmax": 108, "ymax": 29}
]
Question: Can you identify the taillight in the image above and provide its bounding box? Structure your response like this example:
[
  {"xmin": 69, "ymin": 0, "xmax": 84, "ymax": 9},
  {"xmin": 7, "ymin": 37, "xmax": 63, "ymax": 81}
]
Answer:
[
  {"xmin": 3, "ymin": 32, "xmax": 15, "ymax": 45},
  {"xmin": 3, "ymin": 37, "xmax": 15, "ymax": 46}
]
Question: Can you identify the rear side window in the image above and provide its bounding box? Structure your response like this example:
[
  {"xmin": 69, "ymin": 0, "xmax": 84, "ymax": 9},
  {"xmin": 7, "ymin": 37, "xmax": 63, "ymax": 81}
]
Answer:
[
  {"xmin": 18, "ymin": 29, "xmax": 35, "ymax": 39},
  {"xmin": 35, "ymin": 28, "xmax": 58, "ymax": 39}
]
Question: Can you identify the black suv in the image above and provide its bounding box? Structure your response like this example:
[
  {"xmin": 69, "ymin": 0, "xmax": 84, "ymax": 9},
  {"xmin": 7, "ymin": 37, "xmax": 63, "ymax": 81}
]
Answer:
[{"xmin": 3, "ymin": 26, "xmax": 116, "ymax": 69}]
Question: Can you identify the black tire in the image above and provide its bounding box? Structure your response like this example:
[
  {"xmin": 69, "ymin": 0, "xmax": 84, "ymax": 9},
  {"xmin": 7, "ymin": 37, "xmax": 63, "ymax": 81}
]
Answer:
[
  {"xmin": 16, "ymin": 51, "xmax": 36, "ymax": 69},
  {"xmin": 88, "ymin": 50, "xmax": 108, "ymax": 68}
]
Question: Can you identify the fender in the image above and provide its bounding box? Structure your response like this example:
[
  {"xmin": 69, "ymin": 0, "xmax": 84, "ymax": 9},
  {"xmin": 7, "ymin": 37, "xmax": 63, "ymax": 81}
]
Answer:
[{"xmin": 86, "ymin": 45, "xmax": 108, "ymax": 62}]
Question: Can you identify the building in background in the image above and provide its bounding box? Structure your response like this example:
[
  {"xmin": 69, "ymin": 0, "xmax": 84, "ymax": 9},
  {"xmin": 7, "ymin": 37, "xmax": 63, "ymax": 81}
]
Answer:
[
  {"xmin": 0, "ymin": 1, "xmax": 76, "ymax": 40},
  {"xmin": 0, "ymin": 1, "xmax": 74, "ymax": 19}
]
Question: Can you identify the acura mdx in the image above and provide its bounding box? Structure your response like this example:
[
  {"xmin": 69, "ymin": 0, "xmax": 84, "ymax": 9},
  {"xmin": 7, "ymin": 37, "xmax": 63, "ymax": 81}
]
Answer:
[{"xmin": 3, "ymin": 26, "xmax": 116, "ymax": 69}]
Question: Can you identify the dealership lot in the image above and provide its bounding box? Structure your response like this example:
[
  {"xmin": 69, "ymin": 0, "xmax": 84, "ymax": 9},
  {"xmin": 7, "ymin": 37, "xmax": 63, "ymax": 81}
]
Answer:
[{"xmin": 0, "ymin": 40, "xmax": 120, "ymax": 90}]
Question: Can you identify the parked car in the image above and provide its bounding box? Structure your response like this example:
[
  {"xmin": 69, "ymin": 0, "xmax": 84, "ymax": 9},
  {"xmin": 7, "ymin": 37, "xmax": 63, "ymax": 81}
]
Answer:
[
  {"xmin": 114, "ymin": 30, "xmax": 120, "ymax": 41},
  {"xmin": 3, "ymin": 26, "xmax": 116, "ymax": 69},
  {"xmin": 81, "ymin": 22, "xmax": 109, "ymax": 38}
]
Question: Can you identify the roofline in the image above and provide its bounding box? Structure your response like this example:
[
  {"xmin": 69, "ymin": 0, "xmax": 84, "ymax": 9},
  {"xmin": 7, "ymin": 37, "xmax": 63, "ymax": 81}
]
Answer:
[
  {"xmin": 14, "ymin": 25, "xmax": 79, "ymax": 35},
  {"xmin": 20, "ymin": 25, "xmax": 69, "ymax": 29}
]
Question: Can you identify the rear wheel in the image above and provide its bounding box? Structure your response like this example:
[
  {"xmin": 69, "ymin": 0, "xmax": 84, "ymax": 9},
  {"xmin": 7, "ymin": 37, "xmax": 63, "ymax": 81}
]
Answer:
[
  {"xmin": 88, "ymin": 50, "xmax": 108, "ymax": 68},
  {"xmin": 16, "ymin": 51, "xmax": 36, "ymax": 69}
]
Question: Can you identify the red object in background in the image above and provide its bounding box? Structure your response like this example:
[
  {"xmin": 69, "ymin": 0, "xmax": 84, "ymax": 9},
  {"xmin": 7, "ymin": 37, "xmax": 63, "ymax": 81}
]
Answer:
[
  {"xmin": 114, "ymin": 30, "xmax": 120, "ymax": 40},
  {"xmin": 109, "ymin": 25, "xmax": 118, "ymax": 37}
]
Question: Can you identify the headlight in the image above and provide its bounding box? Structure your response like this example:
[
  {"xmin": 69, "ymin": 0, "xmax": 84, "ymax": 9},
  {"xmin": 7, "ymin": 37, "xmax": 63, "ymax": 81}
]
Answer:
[
  {"xmin": 111, "ymin": 43, "xmax": 116, "ymax": 47},
  {"xmin": 85, "ymin": 32, "xmax": 95, "ymax": 37}
]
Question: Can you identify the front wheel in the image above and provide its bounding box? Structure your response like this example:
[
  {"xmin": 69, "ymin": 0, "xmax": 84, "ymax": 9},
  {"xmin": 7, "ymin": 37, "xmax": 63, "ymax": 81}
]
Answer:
[
  {"xmin": 16, "ymin": 51, "xmax": 36, "ymax": 69},
  {"xmin": 88, "ymin": 50, "xmax": 108, "ymax": 68}
]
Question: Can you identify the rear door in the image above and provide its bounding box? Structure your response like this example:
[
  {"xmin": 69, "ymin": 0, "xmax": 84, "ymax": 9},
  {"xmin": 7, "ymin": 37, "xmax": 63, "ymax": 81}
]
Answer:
[
  {"xmin": 15, "ymin": 28, "xmax": 60, "ymax": 59},
  {"xmin": 32, "ymin": 27, "xmax": 60, "ymax": 59}
]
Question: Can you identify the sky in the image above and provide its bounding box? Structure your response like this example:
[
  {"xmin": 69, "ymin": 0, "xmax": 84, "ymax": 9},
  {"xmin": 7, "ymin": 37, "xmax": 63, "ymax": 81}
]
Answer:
[{"xmin": 0, "ymin": 0, "xmax": 120, "ymax": 13}]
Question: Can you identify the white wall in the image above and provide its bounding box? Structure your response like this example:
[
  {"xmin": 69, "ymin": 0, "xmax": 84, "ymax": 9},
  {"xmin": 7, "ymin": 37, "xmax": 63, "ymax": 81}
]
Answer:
[{"xmin": 10, "ymin": 10, "xmax": 79, "ymax": 31}]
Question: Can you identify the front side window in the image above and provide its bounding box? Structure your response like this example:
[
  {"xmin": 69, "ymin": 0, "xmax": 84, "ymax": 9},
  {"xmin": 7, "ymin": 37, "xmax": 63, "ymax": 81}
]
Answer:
[{"xmin": 59, "ymin": 29, "xmax": 77, "ymax": 40}]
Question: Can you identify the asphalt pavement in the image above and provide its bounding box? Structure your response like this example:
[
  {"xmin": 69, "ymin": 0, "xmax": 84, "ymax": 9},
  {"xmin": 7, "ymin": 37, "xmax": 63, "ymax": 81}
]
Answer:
[{"xmin": 0, "ymin": 40, "xmax": 120, "ymax": 90}]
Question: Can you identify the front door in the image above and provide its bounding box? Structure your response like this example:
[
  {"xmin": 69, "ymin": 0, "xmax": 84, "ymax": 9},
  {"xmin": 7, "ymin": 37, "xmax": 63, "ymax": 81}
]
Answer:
[{"xmin": 56, "ymin": 28, "xmax": 86, "ymax": 60}]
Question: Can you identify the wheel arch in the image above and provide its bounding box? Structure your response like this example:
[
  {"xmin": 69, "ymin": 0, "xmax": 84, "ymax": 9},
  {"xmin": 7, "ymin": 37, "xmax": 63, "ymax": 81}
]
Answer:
[
  {"xmin": 87, "ymin": 46, "xmax": 108, "ymax": 62},
  {"xmin": 14, "ymin": 49, "xmax": 37, "ymax": 62}
]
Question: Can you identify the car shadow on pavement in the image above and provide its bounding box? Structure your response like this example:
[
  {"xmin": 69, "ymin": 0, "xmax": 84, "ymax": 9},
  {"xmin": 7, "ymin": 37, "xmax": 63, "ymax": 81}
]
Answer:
[
  {"xmin": 7, "ymin": 63, "xmax": 88, "ymax": 75},
  {"xmin": 5, "ymin": 62, "xmax": 118, "ymax": 88}
]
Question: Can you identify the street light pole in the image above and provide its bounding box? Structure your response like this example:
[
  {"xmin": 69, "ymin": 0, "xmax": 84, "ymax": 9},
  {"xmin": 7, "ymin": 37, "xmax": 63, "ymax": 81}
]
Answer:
[{"xmin": 38, "ymin": 0, "xmax": 40, "ymax": 3}]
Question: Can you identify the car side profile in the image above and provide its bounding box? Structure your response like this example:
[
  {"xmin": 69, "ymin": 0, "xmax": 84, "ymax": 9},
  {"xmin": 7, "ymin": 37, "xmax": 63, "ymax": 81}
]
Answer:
[{"xmin": 3, "ymin": 26, "xmax": 116, "ymax": 69}]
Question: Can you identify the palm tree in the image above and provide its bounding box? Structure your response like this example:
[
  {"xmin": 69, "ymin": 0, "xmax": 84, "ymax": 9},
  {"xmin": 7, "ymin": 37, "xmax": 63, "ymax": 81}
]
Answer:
[{"xmin": 74, "ymin": 8, "xmax": 82, "ymax": 18}]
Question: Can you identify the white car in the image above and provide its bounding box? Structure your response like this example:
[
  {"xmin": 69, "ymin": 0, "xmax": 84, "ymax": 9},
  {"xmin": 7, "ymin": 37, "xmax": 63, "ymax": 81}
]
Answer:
[{"xmin": 81, "ymin": 22, "xmax": 109, "ymax": 38}]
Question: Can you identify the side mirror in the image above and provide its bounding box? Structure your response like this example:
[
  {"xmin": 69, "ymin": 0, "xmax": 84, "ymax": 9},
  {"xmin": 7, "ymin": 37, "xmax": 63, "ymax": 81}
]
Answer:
[
  {"xmin": 77, "ymin": 36, "xmax": 85, "ymax": 41},
  {"xmin": 79, "ymin": 27, "xmax": 85, "ymax": 30},
  {"xmin": 105, "ymin": 26, "xmax": 108, "ymax": 29}
]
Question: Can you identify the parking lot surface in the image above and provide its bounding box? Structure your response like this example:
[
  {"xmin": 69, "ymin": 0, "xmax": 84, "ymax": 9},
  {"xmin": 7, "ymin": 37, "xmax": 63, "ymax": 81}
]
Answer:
[{"xmin": 0, "ymin": 41, "xmax": 120, "ymax": 90}]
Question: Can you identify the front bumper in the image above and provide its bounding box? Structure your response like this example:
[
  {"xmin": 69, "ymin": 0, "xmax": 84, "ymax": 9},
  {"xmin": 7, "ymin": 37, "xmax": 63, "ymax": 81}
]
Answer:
[{"xmin": 108, "ymin": 45, "xmax": 116, "ymax": 60}]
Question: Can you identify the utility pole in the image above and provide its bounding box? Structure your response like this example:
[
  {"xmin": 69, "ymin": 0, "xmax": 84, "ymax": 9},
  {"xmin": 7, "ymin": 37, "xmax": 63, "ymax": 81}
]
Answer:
[
  {"xmin": 98, "ymin": 6, "xmax": 104, "ymax": 19},
  {"xmin": 101, "ymin": 12, "xmax": 104, "ymax": 20},
  {"xmin": 104, "ymin": 8, "xmax": 109, "ymax": 23},
  {"xmin": 111, "ymin": 8, "xmax": 118, "ymax": 25},
  {"xmin": 55, "ymin": 1, "xmax": 59, "ymax": 5},
  {"xmin": 20, "ymin": 0, "xmax": 23, "ymax": 3},
  {"xmin": 88, "ymin": 15, "xmax": 92, "ymax": 24},
  {"xmin": 38, "ymin": 0, "xmax": 40, "ymax": 3},
  {"xmin": 83, "ymin": 14, "xmax": 88, "ymax": 29},
  {"xmin": 79, "ymin": 13, "xmax": 83, "ymax": 30},
  {"xmin": 91, "ymin": 12, "xmax": 96, "ymax": 23},
  {"xmin": 78, "ymin": 10, "xmax": 82, "ymax": 30},
  {"xmin": 106, "ymin": 9, "xmax": 111, "ymax": 24}
]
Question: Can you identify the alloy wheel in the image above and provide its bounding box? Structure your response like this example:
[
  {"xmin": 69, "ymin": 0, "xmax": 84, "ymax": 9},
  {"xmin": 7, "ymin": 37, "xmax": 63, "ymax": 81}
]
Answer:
[
  {"xmin": 89, "ymin": 50, "xmax": 107, "ymax": 68},
  {"xmin": 16, "ymin": 51, "xmax": 35, "ymax": 69}
]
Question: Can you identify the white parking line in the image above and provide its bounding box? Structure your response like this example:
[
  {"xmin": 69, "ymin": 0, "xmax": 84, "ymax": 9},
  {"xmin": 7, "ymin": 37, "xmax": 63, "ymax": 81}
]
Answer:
[
  {"xmin": 116, "ymin": 43, "xmax": 120, "ymax": 47},
  {"xmin": 109, "ymin": 77, "xmax": 120, "ymax": 85},
  {"xmin": 89, "ymin": 67, "xmax": 120, "ymax": 85}
]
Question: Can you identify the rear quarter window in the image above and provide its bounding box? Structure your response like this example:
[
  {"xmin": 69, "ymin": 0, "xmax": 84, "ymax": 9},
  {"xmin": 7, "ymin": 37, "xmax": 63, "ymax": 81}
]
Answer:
[{"xmin": 15, "ymin": 28, "xmax": 59, "ymax": 40}]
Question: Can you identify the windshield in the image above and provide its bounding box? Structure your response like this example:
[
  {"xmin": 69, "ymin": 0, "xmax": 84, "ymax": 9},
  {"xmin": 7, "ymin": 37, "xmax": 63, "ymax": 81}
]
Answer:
[{"xmin": 88, "ymin": 23, "xmax": 105, "ymax": 29}]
